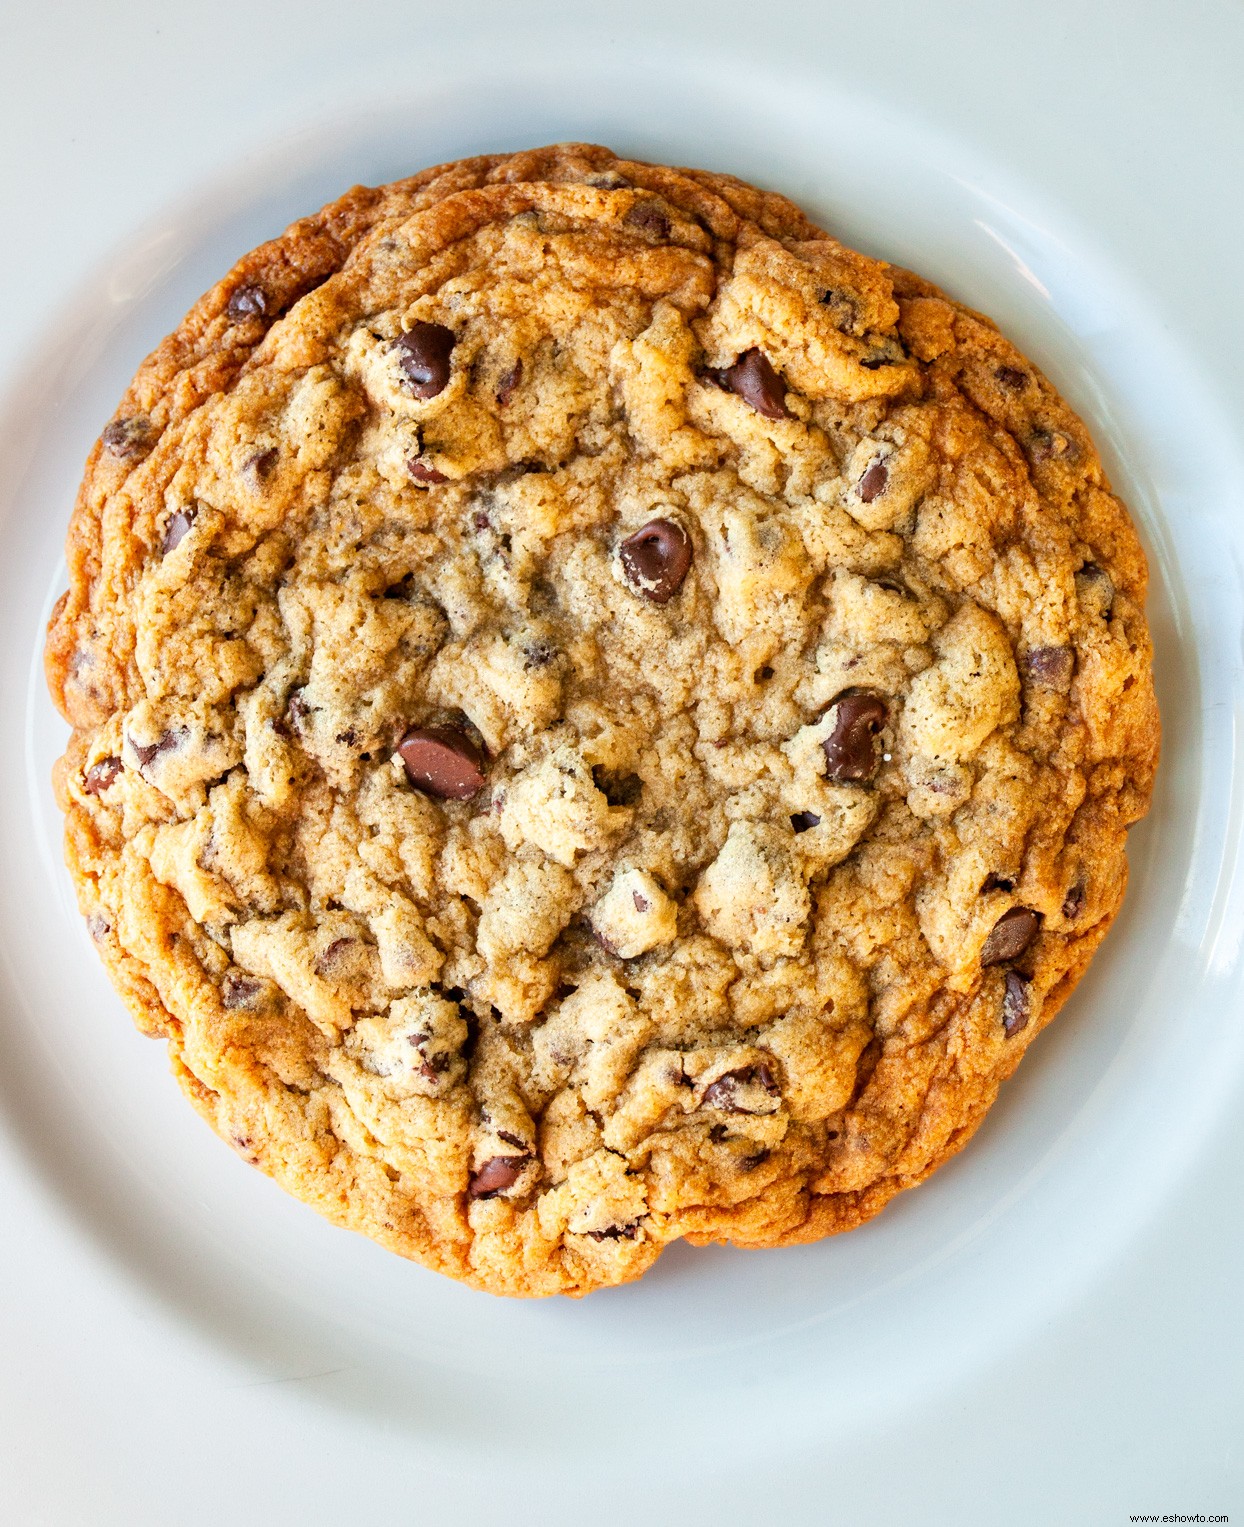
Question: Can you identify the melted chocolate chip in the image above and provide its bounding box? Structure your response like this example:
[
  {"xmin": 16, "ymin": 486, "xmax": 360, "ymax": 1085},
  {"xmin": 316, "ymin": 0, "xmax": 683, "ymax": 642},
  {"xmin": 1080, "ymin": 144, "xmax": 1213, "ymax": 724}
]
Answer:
[
  {"xmin": 790, "ymin": 811, "xmax": 821, "ymax": 833},
  {"xmin": 398, "ymin": 727, "xmax": 487, "ymax": 800},
  {"xmin": 245, "ymin": 447, "xmax": 278, "ymax": 481},
  {"xmin": 161, "ymin": 507, "xmax": 196, "ymax": 555},
  {"xmin": 823, "ymin": 690, "xmax": 888, "ymax": 782},
  {"xmin": 468, "ymin": 1155, "xmax": 530, "ymax": 1199},
  {"xmin": 584, "ymin": 1221, "xmax": 640, "ymax": 1242},
  {"xmin": 222, "ymin": 973, "xmax": 263, "ymax": 1009},
  {"xmin": 624, "ymin": 202, "xmax": 670, "ymax": 240},
  {"xmin": 315, "ymin": 937, "xmax": 356, "ymax": 976},
  {"xmin": 84, "ymin": 757, "xmax": 122, "ymax": 795},
  {"xmin": 981, "ymin": 907, "xmax": 1041, "ymax": 965},
  {"xmin": 392, "ymin": 322, "xmax": 455, "ymax": 398},
  {"xmin": 1022, "ymin": 645, "xmax": 1075, "ymax": 691},
  {"xmin": 101, "ymin": 415, "xmax": 153, "ymax": 460},
  {"xmin": 619, "ymin": 518, "xmax": 693, "ymax": 603},
  {"xmin": 1002, "ymin": 970, "xmax": 1031, "ymax": 1036},
  {"xmin": 701, "ymin": 1064, "xmax": 780, "ymax": 1114},
  {"xmin": 227, "ymin": 284, "xmax": 267, "ymax": 322},
  {"xmin": 715, "ymin": 349, "xmax": 789, "ymax": 419},
  {"xmin": 1062, "ymin": 881, "xmax": 1086, "ymax": 920},
  {"xmin": 129, "ymin": 729, "xmax": 184, "ymax": 771},
  {"xmin": 406, "ymin": 458, "xmax": 447, "ymax": 484},
  {"xmin": 286, "ymin": 690, "xmax": 310, "ymax": 733},
  {"xmin": 496, "ymin": 359, "xmax": 523, "ymax": 407},
  {"xmin": 416, "ymin": 1053, "xmax": 448, "ymax": 1082},
  {"xmin": 857, "ymin": 459, "xmax": 889, "ymax": 502},
  {"xmin": 995, "ymin": 365, "xmax": 1029, "ymax": 390}
]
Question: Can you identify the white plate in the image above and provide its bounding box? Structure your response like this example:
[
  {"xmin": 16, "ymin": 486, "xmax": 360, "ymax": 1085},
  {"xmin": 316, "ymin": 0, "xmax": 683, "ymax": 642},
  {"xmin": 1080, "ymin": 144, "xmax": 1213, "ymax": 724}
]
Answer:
[{"xmin": 3, "ymin": 5, "xmax": 1242, "ymax": 1521}]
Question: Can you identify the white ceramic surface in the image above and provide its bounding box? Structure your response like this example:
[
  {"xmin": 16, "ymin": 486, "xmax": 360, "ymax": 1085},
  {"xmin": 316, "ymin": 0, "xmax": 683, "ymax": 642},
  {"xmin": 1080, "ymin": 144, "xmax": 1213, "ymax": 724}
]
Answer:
[{"xmin": 2, "ymin": 4, "xmax": 1241, "ymax": 1522}]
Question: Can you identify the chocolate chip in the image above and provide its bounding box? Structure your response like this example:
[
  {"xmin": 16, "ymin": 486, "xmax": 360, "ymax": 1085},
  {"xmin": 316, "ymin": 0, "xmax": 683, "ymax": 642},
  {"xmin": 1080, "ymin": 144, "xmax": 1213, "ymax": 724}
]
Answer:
[
  {"xmin": 701, "ymin": 1064, "xmax": 781, "ymax": 1114},
  {"xmin": 619, "ymin": 518, "xmax": 693, "ymax": 603},
  {"xmin": 227, "ymin": 284, "xmax": 267, "ymax": 322},
  {"xmin": 161, "ymin": 507, "xmax": 196, "ymax": 555},
  {"xmin": 315, "ymin": 937, "xmax": 356, "ymax": 976},
  {"xmin": 592, "ymin": 928, "xmax": 620, "ymax": 957},
  {"xmin": 392, "ymin": 322, "xmax": 455, "ymax": 399},
  {"xmin": 995, "ymin": 365, "xmax": 1028, "ymax": 390},
  {"xmin": 468, "ymin": 1155, "xmax": 530, "ymax": 1199},
  {"xmin": 222, "ymin": 973, "xmax": 263, "ymax": 1009},
  {"xmin": 101, "ymin": 415, "xmax": 153, "ymax": 460},
  {"xmin": 286, "ymin": 690, "xmax": 310, "ymax": 734},
  {"xmin": 624, "ymin": 202, "xmax": 670, "ymax": 240},
  {"xmin": 584, "ymin": 1221, "xmax": 640, "ymax": 1242},
  {"xmin": 739, "ymin": 1148, "xmax": 770, "ymax": 1172},
  {"xmin": 631, "ymin": 890, "xmax": 651, "ymax": 914},
  {"xmin": 790, "ymin": 811, "xmax": 821, "ymax": 833},
  {"xmin": 586, "ymin": 171, "xmax": 632, "ymax": 190},
  {"xmin": 129, "ymin": 729, "xmax": 184, "ymax": 771},
  {"xmin": 406, "ymin": 458, "xmax": 447, "ymax": 484},
  {"xmin": 245, "ymin": 447, "xmax": 278, "ymax": 481},
  {"xmin": 754, "ymin": 665, "xmax": 774, "ymax": 682},
  {"xmin": 496, "ymin": 359, "xmax": 523, "ymax": 407},
  {"xmin": 1002, "ymin": 970, "xmax": 1031, "ymax": 1036},
  {"xmin": 1022, "ymin": 645, "xmax": 1075, "ymax": 691},
  {"xmin": 822, "ymin": 690, "xmax": 888, "ymax": 782},
  {"xmin": 1062, "ymin": 881, "xmax": 1086, "ymax": 920},
  {"xmin": 714, "ymin": 349, "xmax": 789, "ymax": 420},
  {"xmin": 86, "ymin": 914, "xmax": 110, "ymax": 942},
  {"xmin": 981, "ymin": 907, "xmax": 1041, "ymax": 965},
  {"xmin": 84, "ymin": 757, "xmax": 122, "ymax": 795},
  {"xmin": 857, "ymin": 459, "xmax": 889, "ymax": 503},
  {"xmin": 398, "ymin": 727, "xmax": 487, "ymax": 800}
]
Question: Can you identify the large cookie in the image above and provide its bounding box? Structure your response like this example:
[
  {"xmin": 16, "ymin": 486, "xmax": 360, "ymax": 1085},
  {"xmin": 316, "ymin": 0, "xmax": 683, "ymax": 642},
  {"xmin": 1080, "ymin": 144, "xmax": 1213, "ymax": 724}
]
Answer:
[{"xmin": 45, "ymin": 144, "xmax": 1159, "ymax": 1297}]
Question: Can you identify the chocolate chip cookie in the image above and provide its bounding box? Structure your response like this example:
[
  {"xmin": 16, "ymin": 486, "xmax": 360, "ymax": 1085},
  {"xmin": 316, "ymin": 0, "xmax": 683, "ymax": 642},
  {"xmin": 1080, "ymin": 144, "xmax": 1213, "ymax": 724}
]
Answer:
[{"xmin": 45, "ymin": 143, "xmax": 1159, "ymax": 1296}]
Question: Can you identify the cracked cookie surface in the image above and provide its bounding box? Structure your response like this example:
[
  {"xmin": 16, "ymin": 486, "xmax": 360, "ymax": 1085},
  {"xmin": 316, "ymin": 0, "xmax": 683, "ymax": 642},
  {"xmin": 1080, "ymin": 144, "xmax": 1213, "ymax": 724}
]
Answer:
[{"xmin": 45, "ymin": 143, "xmax": 1159, "ymax": 1297}]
